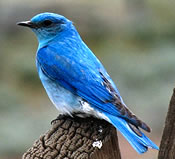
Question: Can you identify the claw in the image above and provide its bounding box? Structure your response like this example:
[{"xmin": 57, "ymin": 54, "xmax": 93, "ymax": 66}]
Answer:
[{"xmin": 51, "ymin": 114, "xmax": 67, "ymax": 125}]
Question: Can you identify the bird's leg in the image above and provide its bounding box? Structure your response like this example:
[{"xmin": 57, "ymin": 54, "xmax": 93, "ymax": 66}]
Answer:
[{"xmin": 51, "ymin": 114, "xmax": 69, "ymax": 125}]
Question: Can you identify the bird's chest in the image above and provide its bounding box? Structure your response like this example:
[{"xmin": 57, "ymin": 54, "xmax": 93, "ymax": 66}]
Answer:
[
  {"xmin": 36, "ymin": 62, "xmax": 107, "ymax": 120},
  {"xmin": 37, "ymin": 63, "xmax": 82, "ymax": 115}
]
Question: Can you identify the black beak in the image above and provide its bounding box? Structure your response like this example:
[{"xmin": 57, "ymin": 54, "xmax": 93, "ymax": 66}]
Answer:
[{"xmin": 17, "ymin": 21, "xmax": 37, "ymax": 28}]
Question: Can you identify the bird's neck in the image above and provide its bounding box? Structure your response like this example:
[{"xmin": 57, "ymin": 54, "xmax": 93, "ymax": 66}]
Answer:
[
  {"xmin": 38, "ymin": 37, "xmax": 54, "ymax": 48},
  {"xmin": 38, "ymin": 26, "xmax": 82, "ymax": 49}
]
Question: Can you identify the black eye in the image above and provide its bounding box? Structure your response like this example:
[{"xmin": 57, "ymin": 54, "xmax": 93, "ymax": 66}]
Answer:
[{"xmin": 42, "ymin": 20, "xmax": 53, "ymax": 27}]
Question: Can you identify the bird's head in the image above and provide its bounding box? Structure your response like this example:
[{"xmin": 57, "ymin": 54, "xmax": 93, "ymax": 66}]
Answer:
[{"xmin": 17, "ymin": 12, "xmax": 75, "ymax": 45}]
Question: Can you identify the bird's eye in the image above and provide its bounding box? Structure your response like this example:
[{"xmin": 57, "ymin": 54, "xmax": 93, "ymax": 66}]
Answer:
[{"xmin": 42, "ymin": 20, "xmax": 53, "ymax": 27}]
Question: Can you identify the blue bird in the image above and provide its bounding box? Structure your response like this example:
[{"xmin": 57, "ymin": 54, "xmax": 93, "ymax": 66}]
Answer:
[{"xmin": 17, "ymin": 12, "xmax": 159, "ymax": 154}]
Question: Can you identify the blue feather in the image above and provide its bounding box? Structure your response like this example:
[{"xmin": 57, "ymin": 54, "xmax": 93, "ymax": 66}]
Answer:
[
  {"xmin": 105, "ymin": 113, "xmax": 159, "ymax": 154},
  {"xmin": 37, "ymin": 44, "xmax": 122, "ymax": 116},
  {"xmin": 18, "ymin": 12, "xmax": 159, "ymax": 154}
]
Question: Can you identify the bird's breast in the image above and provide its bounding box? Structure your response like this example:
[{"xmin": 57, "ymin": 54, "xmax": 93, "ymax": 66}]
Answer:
[
  {"xmin": 37, "ymin": 63, "xmax": 81, "ymax": 115},
  {"xmin": 36, "ymin": 61, "xmax": 109, "ymax": 121}
]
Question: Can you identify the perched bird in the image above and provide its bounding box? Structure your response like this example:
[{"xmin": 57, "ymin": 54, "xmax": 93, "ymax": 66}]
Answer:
[{"xmin": 17, "ymin": 12, "xmax": 159, "ymax": 154}]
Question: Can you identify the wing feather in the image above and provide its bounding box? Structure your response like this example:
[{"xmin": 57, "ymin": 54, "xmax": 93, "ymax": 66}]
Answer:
[{"xmin": 37, "ymin": 44, "xmax": 150, "ymax": 132}]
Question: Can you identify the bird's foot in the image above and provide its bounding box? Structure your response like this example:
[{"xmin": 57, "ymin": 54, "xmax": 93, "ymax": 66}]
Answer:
[{"xmin": 51, "ymin": 114, "xmax": 68, "ymax": 125}]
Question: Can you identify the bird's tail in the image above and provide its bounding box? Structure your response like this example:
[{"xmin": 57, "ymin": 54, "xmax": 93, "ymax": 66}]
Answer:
[{"xmin": 105, "ymin": 113, "xmax": 159, "ymax": 154}]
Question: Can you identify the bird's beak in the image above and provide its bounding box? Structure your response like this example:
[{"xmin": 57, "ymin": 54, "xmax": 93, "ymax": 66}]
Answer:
[{"xmin": 17, "ymin": 21, "xmax": 37, "ymax": 28}]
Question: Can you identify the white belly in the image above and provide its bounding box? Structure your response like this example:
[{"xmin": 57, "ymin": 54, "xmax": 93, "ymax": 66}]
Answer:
[{"xmin": 37, "ymin": 65, "xmax": 109, "ymax": 121}]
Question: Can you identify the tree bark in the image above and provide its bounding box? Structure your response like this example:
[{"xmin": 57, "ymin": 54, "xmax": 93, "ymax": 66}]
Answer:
[
  {"xmin": 158, "ymin": 88, "xmax": 175, "ymax": 159},
  {"xmin": 22, "ymin": 115, "xmax": 121, "ymax": 159}
]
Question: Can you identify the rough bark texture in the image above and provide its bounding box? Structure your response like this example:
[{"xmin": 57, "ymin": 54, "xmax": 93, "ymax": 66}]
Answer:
[
  {"xmin": 23, "ymin": 115, "xmax": 121, "ymax": 159},
  {"xmin": 158, "ymin": 88, "xmax": 175, "ymax": 159}
]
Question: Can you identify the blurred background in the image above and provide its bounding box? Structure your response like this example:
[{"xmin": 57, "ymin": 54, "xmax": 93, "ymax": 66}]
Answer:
[{"xmin": 0, "ymin": 0, "xmax": 175, "ymax": 159}]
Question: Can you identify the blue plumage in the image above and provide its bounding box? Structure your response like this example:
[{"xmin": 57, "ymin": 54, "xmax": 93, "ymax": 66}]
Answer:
[{"xmin": 17, "ymin": 12, "xmax": 159, "ymax": 153}]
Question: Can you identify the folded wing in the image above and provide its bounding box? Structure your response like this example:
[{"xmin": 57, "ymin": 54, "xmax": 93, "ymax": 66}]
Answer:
[{"xmin": 37, "ymin": 44, "xmax": 150, "ymax": 132}]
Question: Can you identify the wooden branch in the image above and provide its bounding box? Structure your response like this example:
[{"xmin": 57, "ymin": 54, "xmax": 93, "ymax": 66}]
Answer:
[
  {"xmin": 158, "ymin": 88, "xmax": 175, "ymax": 159},
  {"xmin": 23, "ymin": 115, "xmax": 121, "ymax": 159}
]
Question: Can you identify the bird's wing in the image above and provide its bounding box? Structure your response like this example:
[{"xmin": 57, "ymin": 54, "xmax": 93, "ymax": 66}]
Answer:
[{"xmin": 37, "ymin": 45, "xmax": 150, "ymax": 132}]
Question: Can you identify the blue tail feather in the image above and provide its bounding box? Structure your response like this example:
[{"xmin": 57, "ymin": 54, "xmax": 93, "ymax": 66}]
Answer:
[{"xmin": 105, "ymin": 113, "xmax": 159, "ymax": 154}]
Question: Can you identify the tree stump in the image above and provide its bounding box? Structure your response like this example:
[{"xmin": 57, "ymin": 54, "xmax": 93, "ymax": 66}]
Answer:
[
  {"xmin": 158, "ymin": 88, "xmax": 175, "ymax": 159},
  {"xmin": 22, "ymin": 116, "xmax": 121, "ymax": 159}
]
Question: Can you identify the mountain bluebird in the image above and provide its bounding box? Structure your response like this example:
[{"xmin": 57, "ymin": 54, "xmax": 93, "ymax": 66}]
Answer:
[{"xmin": 17, "ymin": 12, "xmax": 159, "ymax": 153}]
